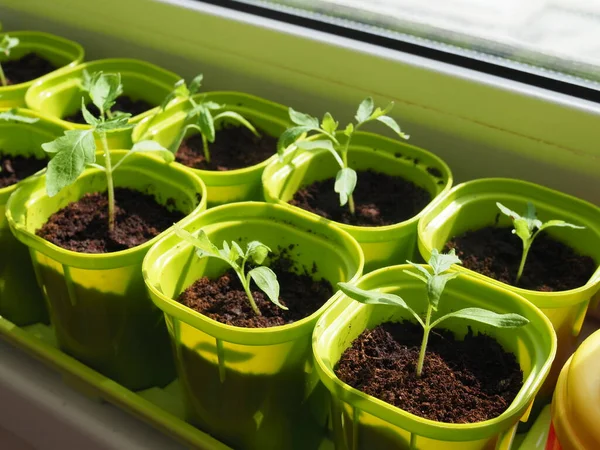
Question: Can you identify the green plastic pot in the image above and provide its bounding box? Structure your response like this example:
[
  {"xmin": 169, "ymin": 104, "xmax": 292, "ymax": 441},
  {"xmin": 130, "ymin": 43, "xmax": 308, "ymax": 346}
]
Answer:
[
  {"xmin": 143, "ymin": 202, "xmax": 364, "ymax": 450},
  {"xmin": 0, "ymin": 31, "xmax": 84, "ymax": 108},
  {"xmin": 417, "ymin": 178, "xmax": 600, "ymax": 396},
  {"xmin": 313, "ymin": 265, "xmax": 556, "ymax": 450},
  {"xmin": 133, "ymin": 91, "xmax": 291, "ymax": 207},
  {"xmin": 0, "ymin": 108, "xmax": 68, "ymax": 325},
  {"xmin": 6, "ymin": 151, "xmax": 207, "ymax": 390},
  {"xmin": 262, "ymin": 132, "xmax": 452, "ymax": 272},
  {"xmin": 25, "ymin": 58, "xmax": 181, "ymax": 149}
]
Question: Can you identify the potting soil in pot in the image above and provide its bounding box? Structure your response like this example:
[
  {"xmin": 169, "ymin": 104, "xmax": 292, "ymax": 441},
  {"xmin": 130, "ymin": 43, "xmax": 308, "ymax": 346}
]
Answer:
[
  {"xmin": 2, "ymin": 53, "xmax": 57, "ymax": 85},
  {"xmin": 335, "ymin": 321, "xmax": 523, "ymax": 423},
  {"xmin": 0, "ymin": 153, "xmax": 46, "ymax": 188},
  {"xmin": 36, "ymin": 188, "xmax": 184, "ymax": 253},
  {"xmin": 178, "ymin": 246, "xmax": 333, "ymax": 327},
  {"xmin": 445, "ymin": 226, "xmax": 596, "ymax": 291},
  {"xmin": 289, "ymin": 170, "xmax": 431, "ymax": 227},
  {"xmin": 176, "ymin": 123, "xmax": 277, "ymax": 171},
  {"xmin": 63, "ymin": 97, "xmax": 154, "ymax": 124}
]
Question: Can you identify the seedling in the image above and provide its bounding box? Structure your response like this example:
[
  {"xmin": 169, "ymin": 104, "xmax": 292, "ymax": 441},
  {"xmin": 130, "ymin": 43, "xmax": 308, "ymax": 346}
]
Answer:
[
  {"xmin": 173, "ymin": 224, "xmax": 285, "ymax": 316},
  {"xmin": 277, "ymin": 97, "xmax": 409, "ymax": 215},
  {"xmin": 156, "ymin": 74, "xmax": 259, "ymax": 164},
  {"xmin": 42, "ymin": 71, "xmax": 173, "ymax": 231},
  {"xmin": 338, "ymin": 249, "xmax": 529, "ymax": 377},
  {"xmin": 0, "ymin": 34, "xmax": 19, "ymax": 86},
  {"xmin": 497, "ymin": 202, "xmax": 585, "ymax": 283}
]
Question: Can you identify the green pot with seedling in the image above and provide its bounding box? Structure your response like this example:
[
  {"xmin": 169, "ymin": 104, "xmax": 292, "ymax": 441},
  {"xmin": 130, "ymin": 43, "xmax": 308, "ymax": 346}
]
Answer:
[
  {"xmin": 262, "ymin": 98, "xmax": 452, "ymax": 272},
  {"xmin": 6, "ymin": 74, "xmax": 207, "ymax": 390},
  {"xmin": 25, "ymin": 58, "xmax": 180, "ymax": 149},
  {"xmin": 142, "ymin": 202, "xmax": 363, "ymax": 450},
  {"xmin": 313, "ymin": 250, "xmax": 556, "ymax": 450},
  {"xmin": 0, "ymin": 108, "xmax": 68, "ymax": 325},
  {"xmin": 132, "ymin": 77, "xmax": 292, "ymax": 206},
  {"xmin": 0, "ymin": 31, "xmax": 84, "ymax": 107},
  {"xmin": 417, "ymin": 178, "xmax": 600, "ymax": 396}
]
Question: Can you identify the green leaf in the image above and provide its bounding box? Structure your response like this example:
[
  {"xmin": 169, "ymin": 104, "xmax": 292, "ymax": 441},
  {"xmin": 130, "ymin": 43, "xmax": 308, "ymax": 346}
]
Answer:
[
  {"xmin": 433, "ymin": 307, "xmax": 529, "ymax": 329},
  {"xmin": 277, "ymin": 126, "xmax": 311, "ymax": 155},
  {"xmin": 288, "ymin": 107, "xmax": 319, "ymax": 128},
  {"xmin": 370, "ymin": 102, "xmax": 394, "ymax": 119},
  {"xmin": 427, "ymin": 272, "xmax": 459, "ymax": 310},
  {"xmin": 88, "ymin": 72, "xmax": 123, "ymax": 114},
  {"xmin": 248, "ymin": 266, "xmax": 286, "ymax": 309},
  {"xmin": 403, "ymin": 269, "xmax": 428, "ymax": 284},
  {"xmin": 334, "ymin": 167, "xmax": 357, "ymax": 207},
  {"xmin": 194, "ymin": 105, "xmax": 215, "ymax": 142},
  {"xmin": 496, "ymin": 202, "xmax": 520, "ymax": 221},
  {"xmin": 43, "ymin": 130, "xmax": 96, "ymax": 197},
  {"xmin": 231, "ymin": 241, "xmax": 244, "ymax": 260},
  {"xmin": 188, "ymin": 74, "xmax": 203, "ymax": 95},
  {"xmin": 513, "ymin": 218, "xmax": 533, "ymax": 242},
  {"xmin": 80, "ymin": 70, "xmax": 92, "ymax": 92},
  {"xmin": 81, "ymin": 100, "xmax": 99, "ymax": 126},
  {"xmin": 160, "ymin": 91, "xmax": 177, "ymax": 111},
  {"xmin": 213, "ymin": 111, "xmax": 258, "ymax": 137},
  {"xmin": 404, "ymin": 261, "xmax": 432, "ymax": 281},
  {"xmin": 246, "ymin": 241, "xmax": 270, "ymax": 265},
  {"xmin": 321, "ymin": 112, "xmax": 338, "ymax": 134},
  {"xmin": 355, "ymin": 97, "xmax": 374, "ymax": 123},
  {"xmin": 0, "ymin": 109, "xmax": 39, "ymax": 123},
  {"xmin": 428, "ymin": 248, "xmax": 462, "ymax": 275},
  {"xmin": 129, "ymin": 140, "xmax": 174, "ymax": 163},
  {"xmin": 297, "ymin": 139, "xmax": 344, "ymax": 169},
  {"xmin": 0, "ymin": 35, "xmax": 19, "ymax": 55},
  {"xmin": 538, "ymin": 220, "xmax": 585, "ymax": 232},
  {"xmin": 172, "ymin": 224, "xmax": 220, "ymax": 257},
  {"xmin": 95, "ymin": 113, "xmax": 133, "ymax": 132},
  {"xmin": 343, "ymin": 123, "xmax": 354, "ymax": 137},
  {"xmin": 203, "ymin": 101, "xmax": 223, "ymax": 110},
  {"xmin": 376, "ymin": 115, "xmax": 409, "ymax": 139}
]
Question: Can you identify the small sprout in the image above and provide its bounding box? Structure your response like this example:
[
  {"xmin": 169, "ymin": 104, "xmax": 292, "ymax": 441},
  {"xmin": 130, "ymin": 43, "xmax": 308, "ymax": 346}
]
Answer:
[
  {"xmin": 0, "ymin": 34, "xmax": 19, "ymax": 86},
  {"xmin": 173, "ymin": 224, "xmax": 285, "ymax": 316},
  {"xmin": 338, "ymin": 249, "xmax": 528, "ymax": 378},
  {"xmin": 278, "ymin": 97, "xmax": 409, "ymax": 215},
  {"xmin": 145, "ymin": 74, "xmax": 259, "ymax": 164},
  {"xmin": 42, "ymin": 71, "xmax": 173, "ymax": 232},
  {"xmin": 0, "ymin": 108, "xmax": 39, "ymax": 174},
  {"xmin": 497, "ymin": 202, "xmax": 585, "ymax": 283}
]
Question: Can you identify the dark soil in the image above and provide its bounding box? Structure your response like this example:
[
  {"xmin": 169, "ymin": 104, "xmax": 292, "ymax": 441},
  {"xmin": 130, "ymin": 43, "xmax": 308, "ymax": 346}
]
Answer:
[
  {"xmin": 36, "ymin": 188, "xmax": 184, "ymax": 253},
  {"xmin": 0, "ymin": 153, "xmax": 46, "ymax": 188},
  {"xmin": 2, "ymin": 53, "xmax": 57, "ymax": 85},
  {"xmin": 335, "ymin": 321, "xmax": 523, "ymax": 423},
  {"xmin": 445, "ymin": 226, "xmax": 596, "ymax": 291},
  {"xmin": 178, "ymin": 249, "xmax": 333, "ymax": 328},
  {"xmin": 175, "ymin": 124, "xmax": 277, "ymax": 171},
  {"xmin": 289, "ymin": 170, "xmax": 431, "ymax": 227},
  {"xmin": 63, "ymin": 96, "xmax": 154, "ymax": 124}
]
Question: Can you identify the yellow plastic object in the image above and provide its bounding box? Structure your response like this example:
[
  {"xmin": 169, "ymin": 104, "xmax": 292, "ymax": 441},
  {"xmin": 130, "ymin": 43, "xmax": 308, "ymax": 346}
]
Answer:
[
  {"xmin": 548, "ymin": 329, "xmax": 600, "ymax": 450},
  {"xmin": 262, "ymin": 131, "xmax": 452, "ymax": 272},
  {"xmin": 25, "ymin": 58, "xmax": 181, "ymax": 148},
  {"xmin": 0, "ymin": 31, "xmax": 84, "ymax": 107},
  {"xmin": 0, "ymin": 109, "xmax": 68, "ymax": 325},
  {"xmin": 6, "ymin": 151, "xmax": 206, "ymax": 390},
  {"xmin": 418, "ymin": 178, "xmax": 600, "ymax": 396},
  {"xmin": 143, "ymin": 202, "xmax": 364, "ymax": 450},
  {"xmin": 133, "ymin": 91, "xmax": 292, "ymax": 207},
  {"xmin": 313, "ymin": 266, "xmax": 557, "ymax": 450}
]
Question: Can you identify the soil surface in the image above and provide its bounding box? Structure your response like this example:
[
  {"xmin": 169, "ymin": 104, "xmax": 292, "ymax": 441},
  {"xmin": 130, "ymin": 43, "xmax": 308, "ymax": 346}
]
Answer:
[
  {"xmin": 175, "ymin": 124, "xmax": 277, "ymax": 171},
  {"xmin": 445, "ymin": 226, "xmax": 596, "ymax": 291},
  {"xmin": 63, "ymin": 96, "xmax": 154, "ymax": 124},
  {"xmin": 178, "ymin": 248, "xmax": 333, "ymax": 328},
  {"xmin": 37, "ymin": 188, "xmax": 184, "ymax": 253},
  {"xmin": 2, "ymin": 53, "xmax": 57, "ymax": 85},
  {"xmin": 335, "ymin": 321, "xmax": 523, "ymax": 423},
  {"xmin": 289, "ymin": 170, "xmax": 431, "ymax": 227},
  {"xmin": 0, "ymin": 153, "xmax": 46, "ymax": 188}
]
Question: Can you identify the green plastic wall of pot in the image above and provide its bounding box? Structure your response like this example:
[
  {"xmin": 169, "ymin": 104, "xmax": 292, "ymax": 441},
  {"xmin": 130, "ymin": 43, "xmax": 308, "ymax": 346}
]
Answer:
[
  {"xmin": 25, "ymin": 58, "xmax": 181, "ymax": 149},
  {"xmin": 0, "ymin": 31, "xmax": 84, "ymax": 107},
  {"xmin": 142, "ymin": 202, "xmax": 364, "ymax": 450},
  {"xmin": 312, "ymin": 265, "xmax": 557, "ymax": 450},
  {"xmin": 417, "ymin": 178, "xmax": 600, "ymax": 397},
  {"xmin": 5, "ymin": 150, "xmax": 207, "ymax": 391},
  {"xmin": 0, "ymin": 108, "xmax": 68, "ymax": 325},
  {"xmin": 262, "ymin": 131, "xmax": 452, "ymax": 272},
  {"xmin": 132, "ymin": 91, "xmax": 292, "ymax": 207}
]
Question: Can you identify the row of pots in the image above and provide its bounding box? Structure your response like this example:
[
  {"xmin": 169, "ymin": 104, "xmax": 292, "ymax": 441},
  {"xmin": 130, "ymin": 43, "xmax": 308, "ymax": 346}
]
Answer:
[{"xmin": 1, "ymin": 30, "xmax": 599, "ymax": 450}]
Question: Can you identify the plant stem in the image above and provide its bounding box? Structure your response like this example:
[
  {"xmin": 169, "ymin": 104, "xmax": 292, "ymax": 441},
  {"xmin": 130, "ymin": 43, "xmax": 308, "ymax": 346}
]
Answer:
[
  {"xmin": 202, "ymin": 134, "xmax": 211, "ymax": 164},
  {"xmin": 100, "ymin": 131, "xmax": 115, "ymax": 232},
  {"xmin": 341, "ymin": 137, "xmax": 356, "ymax": 215},
  {"xmin": 516, "ymin": 241, "xmax": 532, "ymax": 284},
  {"xmin": 416, "ymin": 304, "xmax": 433, "ymax": 378},
  {"xmin": 240, "ymin": 271, "xmax": 261, "ymax": 316},
  {"xmin": 0, "ymin": 64, "xmax": 6, "ymax": 87}
]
